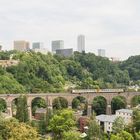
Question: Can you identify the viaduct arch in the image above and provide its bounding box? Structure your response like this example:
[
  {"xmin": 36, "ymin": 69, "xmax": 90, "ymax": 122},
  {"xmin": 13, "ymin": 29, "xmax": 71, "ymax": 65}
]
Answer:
[{"xmin": 0, "ymin": 92, "xmax": 140, "ymax": 120}]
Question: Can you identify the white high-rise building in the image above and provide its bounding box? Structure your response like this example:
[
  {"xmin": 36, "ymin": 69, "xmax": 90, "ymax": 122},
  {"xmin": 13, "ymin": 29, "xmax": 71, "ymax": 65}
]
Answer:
[
  {"xmin": 52, "ymin": 40, "xmax": 64, "ymax": 53},
  {"xmin": 98, "ymin": 49, "xmax": 106, "ymax": 57},
  {"xmin": 77, "ymin": 35, "xmax": 85, "ymax": 53}
]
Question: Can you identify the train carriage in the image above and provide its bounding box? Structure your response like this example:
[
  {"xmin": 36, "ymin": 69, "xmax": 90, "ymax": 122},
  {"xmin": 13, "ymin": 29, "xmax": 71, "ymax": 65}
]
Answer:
[{"xmin": 71, "ymin": 89, "xmax": 124, "ymax": 94}]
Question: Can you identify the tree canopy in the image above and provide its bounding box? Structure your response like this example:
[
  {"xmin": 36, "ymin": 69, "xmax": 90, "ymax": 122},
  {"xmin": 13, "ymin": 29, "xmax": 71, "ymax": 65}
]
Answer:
[
  {"xmin": 0, "ymin": 118, "xmax": 39, "ymax": 140},
  {"xmin": 0, "ymin": 51, "xmax": 134, "ymax": 93},
  {"xmin": 48, "ymin": 109, "xmax": 76, "ymax": 139}
]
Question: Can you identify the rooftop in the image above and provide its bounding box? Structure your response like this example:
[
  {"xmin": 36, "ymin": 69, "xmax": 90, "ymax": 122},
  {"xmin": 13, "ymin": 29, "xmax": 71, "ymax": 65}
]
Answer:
[
  {"xmin": 116, "ymin": 109, "xmax": 133, "ymax": 114},
  {"xmin": 96, "ymin": 115, "xmax": 117, "ymax": 123}
]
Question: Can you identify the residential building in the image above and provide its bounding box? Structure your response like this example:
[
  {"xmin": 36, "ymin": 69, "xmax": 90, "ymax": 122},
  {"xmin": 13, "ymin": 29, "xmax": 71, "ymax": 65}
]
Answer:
[
  {"xmin": 96, "ymin": 109, "xmax": 133, "ymax": 133},
  {"xmin": 98, "ymin": 49, "xmax": 106, "ymax": 57},
  {"xmin": 96, "ymin": 115, "xmax": 116, "ymax": 132},
  {"xmin": 77, "ymin": 35, "xmax": 85, "ymax": 53},
  {"xmin": 55, "ymin": 48, "xmax": 73, "ymax": 57},
  {"xmin": 52, "ymin": 40, "xmax": 64, "ymax": 53},
  {"xmin": 14, "ymin": 40, "xmax": 30, "ymax": 51},
  {"xmin": 116, "ymin": 109, "xmax": 132, "ymax": 124},
  {"xmin": 32, "ymin": 42, "xmax": 43, "ymax": 50}
]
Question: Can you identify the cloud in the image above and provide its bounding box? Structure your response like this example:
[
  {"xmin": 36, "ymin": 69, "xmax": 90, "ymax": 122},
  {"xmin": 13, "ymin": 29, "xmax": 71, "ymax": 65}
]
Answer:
[{"xmin": 0, "ymin": 0, "xmax": 140, "ymax": 59}]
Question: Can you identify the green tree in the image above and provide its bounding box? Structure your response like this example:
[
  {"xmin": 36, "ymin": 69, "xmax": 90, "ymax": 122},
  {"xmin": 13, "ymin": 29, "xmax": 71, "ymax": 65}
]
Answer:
[
  {"xmin": 49, "ymin": 109, "xmax": 75, "ymax": 139},
  {"xmin": 62, "ymin": 131, "xmax": 81, "ymax": 140},
  {"xmin": 53, "ymin": 97, "xmax": 68, "ymax": 110},
  {"xmin": 111, "ymin": 131, "xmax": 134, "ymax": 140},
  {"xmin": 120, "ymin": 55, "xmax": 140, "ymax": 81},
  {"xmin": 0, "ymin": 118, "xmax": 39, "ymax": 140},
  {"xmin": 78, "ymin": 77, "xmax": 99, "ymax": 89},
  {"xmin": 86, "ymin": 114, "xmax": 102, "ymax": 140},
  {"xmin": 135, "ymin": 132, "xmax": 140, "ymax": 140},
  {"xmin": 16, "ymin": 95, "xmax": 29, "ymax": 122},
  {"xmin": 0, "ymin": 74, "xmax": 25, "ymax": 94},
  {"xmin": 132, "ymin": 109, "xmax": 140, "ymax": 132},
  {"xmin": 92, "ymin": 96, "xmax": 107, "ymax": 115},
  {"xmin": 111, "ymin": 96, "xmax": 126, "ymax": 114},
  {"xmin": 31, "ymin": 97, "xmax": 47, "ymax": 116},
  {"xmin": 112, "ymin": 117, "xmax": 125, "ymax": 134},
  {"xmin": 131, "ymin": 96, "xmax": 140, "ymax": 107},
  {"xmin": 72, "ymin": 96, "xmax": 87, "ymax": 115},
  {"xmin": 0, "ymin": 99, "xmax": 6, "ymax": 112}
]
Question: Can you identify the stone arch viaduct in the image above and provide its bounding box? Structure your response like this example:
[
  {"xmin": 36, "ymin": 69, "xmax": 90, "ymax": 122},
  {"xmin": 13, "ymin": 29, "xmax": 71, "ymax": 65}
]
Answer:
[{"xmin": 0, "ymin": 91, "xmax": 140, "ymax": 120}]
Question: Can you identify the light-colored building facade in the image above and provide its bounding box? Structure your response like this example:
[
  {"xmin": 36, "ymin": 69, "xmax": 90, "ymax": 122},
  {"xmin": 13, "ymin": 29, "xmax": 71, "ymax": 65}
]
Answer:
[
  {"xmin": 55, "ymin": 48, "xmax": 73, "ymax": 57},
  {"xmin": 77, "ymin": 35, "xmax": 85, "ymax": 53},
  {"xmin": 98, "ymin": 49, "xmax": 106, "ymax": 57},
  {"xmin": 52, "ymin": 40, "xmax": 64, "ymax": 53},
  {"xmin": 32, "ymin": 42, "xmax": 43, "ymax": 50},
  {"xmin": 116, "ymin": 109, "xmax": 132, "ymax": 124},
  {"xmin": 33, "ymin": 48, "xmax": 48, "ymax": 55},
  {"xmin": 96, "ymin": 109, "xmax": 133, "ymax": 133},
  {"xmin": 96, "ymin": 115, "xmax": 116, "ymax": 132},
  {"xmin": 32, "ymin": 42, "xmax": 48, "ymax": 54},
  {"xmin": 14, "ymin": 40, "xmax": 30, "ymax": 52}
]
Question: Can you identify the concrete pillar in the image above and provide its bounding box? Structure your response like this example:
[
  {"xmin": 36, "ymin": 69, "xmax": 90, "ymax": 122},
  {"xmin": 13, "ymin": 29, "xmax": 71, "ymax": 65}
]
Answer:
[
  {"xmin": 68, "ymin": 102, "xmax": 72, "ymax": 109},
  {"xmin": 28, "ymin": 106, "xmax": 32, "ymax": 120},
  {"xmin": 87, "ymin": 105, "xmax": 92, "ymax": 116},
  {"xmin": 48, "ymin": 105, "xmax": 53, "ymax": 110},
  {"xmin": 47, "ymin": 106, "xmax": 53, "ymax": 115},
  {"xmin": 106, "ymin": 104, "xmax": 111, "ymax": 115},
  {"xmin": 7, "ymin": 106, "xmax": 12, "ymax": 117},
  {"xmin": 47, "ymin": 98, "xmax": 53, "ymax": 112}
]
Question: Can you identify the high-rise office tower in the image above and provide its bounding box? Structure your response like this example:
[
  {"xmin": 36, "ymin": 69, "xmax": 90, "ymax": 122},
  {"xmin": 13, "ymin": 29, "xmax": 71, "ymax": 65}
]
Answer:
[
  {"xmin": 32, "ymin": 42, "xmax": 48, "ymax": 54},
  {"xmin": 52, "ymin": 40, "xmax": 64, "ymax": 53},
  {"xmin": 77, "ymin": 35, "xmax": 85, "ymax": 53},
  {"xmin": 32, "ymin": 42, "xmax": 43, "ymax": 50},
  {"xmin": 98, "ymin": 49, "xmax": 106, "ymax": 57},
  {"xmin": 14, "ymin": 40, "xmax": 30, "ymax": 51}
]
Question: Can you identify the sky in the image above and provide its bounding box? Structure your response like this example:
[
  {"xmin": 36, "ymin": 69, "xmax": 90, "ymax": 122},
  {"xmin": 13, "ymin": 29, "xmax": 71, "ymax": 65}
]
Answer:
[{"xmin": 0, "ymin": 0, "xmax": 140, "ymax": 60}]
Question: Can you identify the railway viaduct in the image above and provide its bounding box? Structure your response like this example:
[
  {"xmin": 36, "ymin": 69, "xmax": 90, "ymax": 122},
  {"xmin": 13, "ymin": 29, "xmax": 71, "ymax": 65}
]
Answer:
[{"xmin": 0, "ymin": 91, "xmax": 140, "ymax": 119}]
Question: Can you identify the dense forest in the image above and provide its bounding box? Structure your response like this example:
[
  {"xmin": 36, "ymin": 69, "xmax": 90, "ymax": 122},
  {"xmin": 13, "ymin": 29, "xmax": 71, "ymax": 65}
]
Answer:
[{"xmin": 0, "ymin": 51, "xmax": 140, "ymax": 94}]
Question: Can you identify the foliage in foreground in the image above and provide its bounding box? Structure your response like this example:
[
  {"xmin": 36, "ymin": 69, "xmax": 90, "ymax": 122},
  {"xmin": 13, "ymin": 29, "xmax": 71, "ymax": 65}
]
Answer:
[
  {"xmin": 0, "ymin": 118, "xmax": 39, "ymax": 140},
  {"xmin": 48, "ymin": 109, "xmax": 76, "ymax": 139}
]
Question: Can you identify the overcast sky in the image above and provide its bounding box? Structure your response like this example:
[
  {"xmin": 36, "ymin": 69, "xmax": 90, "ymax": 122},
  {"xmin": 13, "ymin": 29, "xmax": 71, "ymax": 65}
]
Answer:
[{"xmin": 0, "ymin": 0, "xmax": 140, "ymax": 60}]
